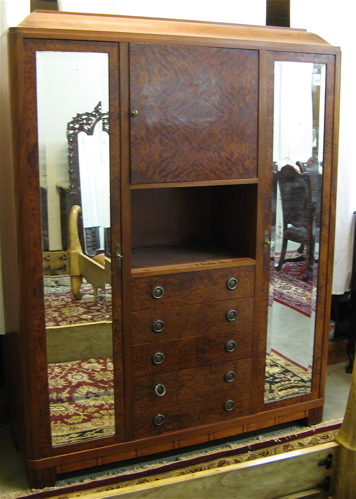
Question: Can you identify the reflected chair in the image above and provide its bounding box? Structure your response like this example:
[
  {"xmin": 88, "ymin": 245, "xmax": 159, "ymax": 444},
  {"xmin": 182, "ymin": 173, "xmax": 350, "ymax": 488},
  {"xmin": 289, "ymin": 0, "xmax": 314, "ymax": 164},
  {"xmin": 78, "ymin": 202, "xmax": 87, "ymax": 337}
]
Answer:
[
  {"xmin": 296, "ymin": 156, "xmax": 320, "ymax": 202},
  {"xmin": 296, "ymin": 158, "xmax": 322, "ymax": 257},
  {"xmin": 275, "ymin": 164, "xmax": 314, "ymax": 281}
]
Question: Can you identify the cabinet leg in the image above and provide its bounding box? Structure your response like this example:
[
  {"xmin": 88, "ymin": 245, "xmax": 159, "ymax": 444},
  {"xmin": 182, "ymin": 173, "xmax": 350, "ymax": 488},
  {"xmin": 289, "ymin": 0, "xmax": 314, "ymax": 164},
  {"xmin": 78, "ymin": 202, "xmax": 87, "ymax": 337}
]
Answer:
[
  {"xmin": 27, "ymin": 466, "xmax": 56, "ymax": 489},
  {"xmin": 305, "ymin": 406, "xmax": 323, "ymax": 426}
]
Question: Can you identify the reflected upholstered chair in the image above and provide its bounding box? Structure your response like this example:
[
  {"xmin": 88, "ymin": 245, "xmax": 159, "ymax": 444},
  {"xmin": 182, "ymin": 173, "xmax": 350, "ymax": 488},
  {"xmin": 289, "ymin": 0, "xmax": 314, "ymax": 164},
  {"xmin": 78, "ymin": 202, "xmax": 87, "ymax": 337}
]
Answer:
[
  {"xmin": 296, "ymin": 157, "xmax": 322, "ymax": 256},
  {"xmin": 296, "ymin": 156, "xmax": 320, "ymax": 198},
  {"xmin": 275, "ymin": 164, "xmax": 314, "ymax": 281}
]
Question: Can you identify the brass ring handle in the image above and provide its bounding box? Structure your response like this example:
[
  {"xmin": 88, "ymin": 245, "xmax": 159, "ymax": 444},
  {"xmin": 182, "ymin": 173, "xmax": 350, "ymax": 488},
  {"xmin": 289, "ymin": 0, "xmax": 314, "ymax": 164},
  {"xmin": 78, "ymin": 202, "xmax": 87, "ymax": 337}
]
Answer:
[
  {"xmin": 226, "ymin": 309, "xmax": 238, "ymax": 322},
  {"xmin": 154, "ymin": 384, "xmax": 166, "ymax": 396},
  {"xmin": 152, "ymin": 286, "xmax": 164, "ymax": 299},
  {"xmin": 152, "ymin": 352, "xmax": 165, "ymax": 365},
  {"xmin": 153, "ymin": 413, "xmax": 165, "ymax": 426},
  {"xmin": 226, "ymin": 277, "xmax": 238, "ymax": 290},
  {"xmin": 224, "ymin": 370, "xmax": 236, "ymax": 382},
  {"xmin": 152, "ymin": 319, "xmax": 165, "ymax": 333},
  {"xmin": 225, "ymin": 340, "xmax": 237, "ymax": 353},
  {"xmin": 224, "ymin": 400, "xmax": 235, "ymax": 411}
]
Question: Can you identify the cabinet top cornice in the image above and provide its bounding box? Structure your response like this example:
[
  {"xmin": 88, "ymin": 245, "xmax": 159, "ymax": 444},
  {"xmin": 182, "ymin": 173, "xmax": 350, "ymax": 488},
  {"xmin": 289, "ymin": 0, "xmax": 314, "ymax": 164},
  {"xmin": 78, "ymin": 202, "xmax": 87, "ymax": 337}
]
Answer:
[{"xmin": 13, "ymin": 10, "xmax": 337, "ymax": 51}]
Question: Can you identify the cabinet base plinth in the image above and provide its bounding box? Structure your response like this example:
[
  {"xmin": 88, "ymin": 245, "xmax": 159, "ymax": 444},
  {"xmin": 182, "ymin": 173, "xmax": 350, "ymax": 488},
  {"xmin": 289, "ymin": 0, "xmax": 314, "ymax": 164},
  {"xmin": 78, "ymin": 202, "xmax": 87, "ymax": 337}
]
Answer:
[{"xmin": 27, "ymin": 466, "xmax": 56, "ymax": 489}]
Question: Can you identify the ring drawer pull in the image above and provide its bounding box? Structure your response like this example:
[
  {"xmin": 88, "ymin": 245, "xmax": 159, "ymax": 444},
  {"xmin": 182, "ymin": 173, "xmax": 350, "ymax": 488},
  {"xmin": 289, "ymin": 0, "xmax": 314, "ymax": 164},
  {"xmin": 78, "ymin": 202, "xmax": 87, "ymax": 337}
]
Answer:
[
  {"xmin": 226, "ymin": 277, "xmax": 238, "ymax": 290},
  {"xmin": 154, "ymin": 383, "xmax": 166, "ymax": 396},
  {"xmin": 224, "ymin": 400, "xmax": 235, "ymax": 411},
  {"xmin": 224, "ymin": 370, "xmax": 236, "ymax": 382},
  {"xmin": 225, "ymin": 340, "xmax": 237, "ymax": 353},
  {"xmin": 226, "ymin": 309, "xmax": 238, "ymax": 322},
  {"xmin": 152, "ymin": 286, "xmax": 164, "ymax": 299},
  {"xmin": 153, "ymin": 413, "xmax": 165, "ymax": 426},
  {"xmin": 152, "ymin": 352, "xmax": 165, "ymax": 365},
  {"xmin": 152, "ymin": 319, "xmax": 165, "ymax": 333}
]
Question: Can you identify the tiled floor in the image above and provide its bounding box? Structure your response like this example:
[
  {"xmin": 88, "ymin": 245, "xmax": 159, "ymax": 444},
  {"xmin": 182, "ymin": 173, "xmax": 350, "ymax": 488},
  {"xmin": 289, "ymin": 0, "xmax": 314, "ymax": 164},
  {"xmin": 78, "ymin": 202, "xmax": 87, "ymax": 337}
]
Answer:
[{"xmin": 0, "ymin": 361, "xmax": 352, "ymax": 497}]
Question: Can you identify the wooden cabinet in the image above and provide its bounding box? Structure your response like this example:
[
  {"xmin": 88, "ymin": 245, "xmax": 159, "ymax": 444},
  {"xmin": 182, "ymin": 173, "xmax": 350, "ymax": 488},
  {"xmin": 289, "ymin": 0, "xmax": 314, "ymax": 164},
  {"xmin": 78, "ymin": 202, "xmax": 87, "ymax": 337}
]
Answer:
[{"xmin": 5, "ymin": 11, "xmax": 340, "ymax": 488}]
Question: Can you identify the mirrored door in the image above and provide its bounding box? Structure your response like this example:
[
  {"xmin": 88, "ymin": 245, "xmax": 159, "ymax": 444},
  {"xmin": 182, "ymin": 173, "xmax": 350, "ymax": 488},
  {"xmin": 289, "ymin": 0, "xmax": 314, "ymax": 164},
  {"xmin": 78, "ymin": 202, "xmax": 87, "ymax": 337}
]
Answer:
[
  {"xmin": 265, "ymin": 60, "xmax": 326, "ymax": 403},
  {"xmin": 35, "ymin": 45, "xmax": 121, "ymax": 447}
]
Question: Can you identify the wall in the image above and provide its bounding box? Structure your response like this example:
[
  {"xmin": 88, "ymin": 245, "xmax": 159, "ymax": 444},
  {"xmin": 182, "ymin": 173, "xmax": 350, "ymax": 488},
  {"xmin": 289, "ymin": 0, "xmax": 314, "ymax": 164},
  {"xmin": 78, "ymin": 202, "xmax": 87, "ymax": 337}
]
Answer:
[
  {"xmin": 291, "ymin": 0, "xmax": 356, "ymax": 294},
  {"xmin": 57, "ymin": 0, "xmax": 267, "ymax": 24}
]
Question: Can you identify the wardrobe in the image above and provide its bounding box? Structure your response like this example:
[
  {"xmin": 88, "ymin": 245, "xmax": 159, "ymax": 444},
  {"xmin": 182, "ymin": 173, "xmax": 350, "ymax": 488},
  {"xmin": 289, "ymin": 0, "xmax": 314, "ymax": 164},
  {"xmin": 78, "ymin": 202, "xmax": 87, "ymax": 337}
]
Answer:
[{"xmin": 5, "ymin": 11, "xmax": 340, "ymax": 487}]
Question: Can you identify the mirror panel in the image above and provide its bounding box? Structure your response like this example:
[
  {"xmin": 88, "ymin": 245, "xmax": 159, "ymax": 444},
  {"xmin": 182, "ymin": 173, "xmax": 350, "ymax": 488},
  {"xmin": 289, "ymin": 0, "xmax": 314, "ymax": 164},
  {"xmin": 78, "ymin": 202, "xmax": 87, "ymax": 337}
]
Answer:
[
  {"xmin": 265, "ymin": 61, "xmax": 326, "ymax": 403},
  {"xmin": 36, "ymin": 51, "xmax": 115, "ymax": 446}
]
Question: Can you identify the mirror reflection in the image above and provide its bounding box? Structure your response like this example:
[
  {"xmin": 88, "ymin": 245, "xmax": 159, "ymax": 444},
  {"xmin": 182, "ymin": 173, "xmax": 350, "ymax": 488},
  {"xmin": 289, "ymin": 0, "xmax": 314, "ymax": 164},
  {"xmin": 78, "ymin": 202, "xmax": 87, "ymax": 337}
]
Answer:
[
  {"xmin": 36, "ymin": 51, "xmax": 115, "ymax": 446},
  {"xmin": 265, "ymin": 61, "xmax": 325, "ymax": 402}
]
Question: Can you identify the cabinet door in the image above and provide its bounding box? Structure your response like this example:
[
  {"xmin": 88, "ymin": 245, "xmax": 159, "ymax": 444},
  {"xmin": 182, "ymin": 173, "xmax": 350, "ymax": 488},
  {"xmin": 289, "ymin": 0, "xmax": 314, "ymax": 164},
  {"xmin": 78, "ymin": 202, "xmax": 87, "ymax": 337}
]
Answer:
[
  {"xmin": 130, "ymin": 44, "xmax": 258, "ymax": 184},
  {"xmin": 21, "ymin": 39, "xmax": 124, "ymax": 450},
  {"xmin": 260, "ymin": 53, "xmax": 337, "ymax": 408}
]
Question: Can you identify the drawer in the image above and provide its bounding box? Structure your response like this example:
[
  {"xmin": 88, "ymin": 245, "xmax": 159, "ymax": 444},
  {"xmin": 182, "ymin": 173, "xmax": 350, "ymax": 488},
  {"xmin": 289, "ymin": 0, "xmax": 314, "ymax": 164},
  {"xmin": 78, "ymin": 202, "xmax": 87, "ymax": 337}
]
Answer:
[
  {"xmin": 133, "ymin": 358, "xmax": 252, "ymax": 408},
  {"xmin": 131, "ymin": 266, "xmax": 255, "ymax": 311},
  {"xmin": 132, "ymin": 329, "xmax": 252, "ymax": 376},
  {"xmin": 132, "ymin": 297, "xmax": 253, "ymax": 344},
  {"xmin": 133, "ymin": 376, "xmax": 251, "ymax": 439}
]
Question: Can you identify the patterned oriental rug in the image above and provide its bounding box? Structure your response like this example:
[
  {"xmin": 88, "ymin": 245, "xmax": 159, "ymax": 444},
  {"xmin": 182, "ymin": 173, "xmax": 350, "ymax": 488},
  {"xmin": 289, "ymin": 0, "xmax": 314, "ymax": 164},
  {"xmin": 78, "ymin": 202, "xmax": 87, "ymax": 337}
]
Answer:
[
  {"xmin": 8, "ymin": 419, "xmax": 342, "ymax": 499},
  {"xmin": 48, "ymin": 351, "xmax": 312, "ymax": 447},
  {"xmin": 272, "ymin": 251, "xmax": 317, "ymax": 317},
  {"xmin": 43, "ymin": 275, "xmax": 112, "ymax": 327},
  {"xmin": 265, "ymin": 350, "xmax": 312, "ymax": 402},
  {"xmin": 48, "ymin": 357, "xmax": 115, "ymax": 447}
]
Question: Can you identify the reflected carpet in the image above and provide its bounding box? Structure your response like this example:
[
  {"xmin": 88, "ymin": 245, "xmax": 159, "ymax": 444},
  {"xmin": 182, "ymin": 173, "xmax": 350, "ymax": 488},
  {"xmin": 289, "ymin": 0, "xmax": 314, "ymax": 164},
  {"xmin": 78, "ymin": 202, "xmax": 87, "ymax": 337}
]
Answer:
[
  {"xmin": 265, "ymin": 350, "xmax": 312, "ymax": 402},
  {"xmin": 272, "ymin": 251, "xmax": 317, "ymax": 317},
  {"xmin": 43, "ymin": 275, "xmax": 112, "ymax": 327},
  {"xmin": 48, "ymin": 357, "xmax": 115, "ymax": 446}
]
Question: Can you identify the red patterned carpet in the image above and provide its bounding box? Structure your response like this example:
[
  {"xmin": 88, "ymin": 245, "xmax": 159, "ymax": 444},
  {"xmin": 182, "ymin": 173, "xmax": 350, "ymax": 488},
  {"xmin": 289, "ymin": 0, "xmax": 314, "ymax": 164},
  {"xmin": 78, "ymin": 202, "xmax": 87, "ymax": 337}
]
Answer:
[
  {"xmin": 43, "ymin": 275, "xmax": 112, "ymax": 327},
  {"xmin": 272, "ymin": 251, "xmax": 318, "ymax": 317},
  {"xmin": 48, "ymin": 357, "xmax": 115, "ymax": 446}
]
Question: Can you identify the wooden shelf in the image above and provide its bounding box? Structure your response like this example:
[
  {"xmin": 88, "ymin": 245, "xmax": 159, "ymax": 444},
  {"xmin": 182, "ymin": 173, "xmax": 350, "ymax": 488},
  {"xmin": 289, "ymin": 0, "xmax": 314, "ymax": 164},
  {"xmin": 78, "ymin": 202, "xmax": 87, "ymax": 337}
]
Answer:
[{"xmin": 131, "ymin": 245, "xmax": 255, "ymax": 276}]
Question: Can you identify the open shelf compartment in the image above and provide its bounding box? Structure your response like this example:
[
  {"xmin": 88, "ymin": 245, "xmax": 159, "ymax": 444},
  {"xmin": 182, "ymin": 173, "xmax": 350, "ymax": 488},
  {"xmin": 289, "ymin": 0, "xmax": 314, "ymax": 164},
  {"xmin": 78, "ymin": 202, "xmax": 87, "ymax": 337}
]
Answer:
[{"xmin": 131, "ymin": 184, "xmax": 257, "ymax": 271}]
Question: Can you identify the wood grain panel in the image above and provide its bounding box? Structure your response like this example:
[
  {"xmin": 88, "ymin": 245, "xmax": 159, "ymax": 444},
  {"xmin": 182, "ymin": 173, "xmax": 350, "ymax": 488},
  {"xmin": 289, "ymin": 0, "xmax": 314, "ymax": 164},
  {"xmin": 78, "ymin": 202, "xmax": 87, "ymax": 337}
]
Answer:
[
  {"xmin": 133, "ymin": 358, "xmax": 252, "ymax": 407},
  {"xmin": 131, "ymin": 298, "xmax": 253, "ymax": 344},
  {"xmin": 131, "ymin": 265, "xmax": 255, "ymax": 311},
  {"xmin": 132, "ymin": 330, "xmax": 252, "ymax": 376},
  {"xmin": 130, "ymin": 44, "xmax": 258, "ymax": 183}
]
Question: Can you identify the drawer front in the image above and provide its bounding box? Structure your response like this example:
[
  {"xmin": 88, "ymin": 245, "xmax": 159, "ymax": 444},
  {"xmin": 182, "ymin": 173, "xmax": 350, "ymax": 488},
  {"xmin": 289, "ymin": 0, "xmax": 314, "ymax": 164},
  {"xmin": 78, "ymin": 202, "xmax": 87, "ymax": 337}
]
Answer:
[
  {"xmin": 132, "ymin": 330, "xmax": 252, "ymax": 377},
  {"xmin": 133, "ymin": 368, "xmax": 252, "ymax": 439},
  {"xmin": 131, "ymin": 266, "xmax": 255, "ymax": 311},
  {"xmin": 132, "ymin": 297, "xmax": 253, "ymax": 344},
  {"xmin": 133, "ymin": 358, "xmax": 252, "ymax": 408}
]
